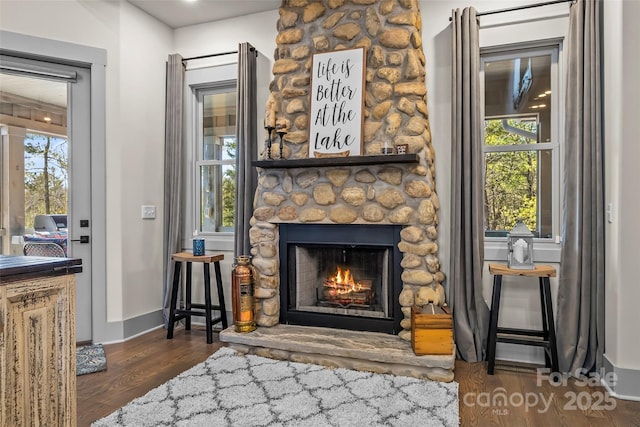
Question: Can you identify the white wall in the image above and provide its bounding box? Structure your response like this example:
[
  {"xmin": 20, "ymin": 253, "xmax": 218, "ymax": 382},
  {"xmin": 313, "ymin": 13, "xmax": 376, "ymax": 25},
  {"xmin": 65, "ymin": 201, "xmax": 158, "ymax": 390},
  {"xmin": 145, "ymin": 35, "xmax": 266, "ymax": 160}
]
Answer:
[
  {"xmin": 117, "ymin": 2, "xmax": 173, "ymax": 320},
  {"xmin": 615, "ymin": 0, "xmax": 640, "ymax": 372},
  {"xmin": 174, "ymin": 10, "xmax": 279, "ymax": 64},
  {"xmin": 604, "ymin": 0, "xmax": 640, "ymax": 381}
]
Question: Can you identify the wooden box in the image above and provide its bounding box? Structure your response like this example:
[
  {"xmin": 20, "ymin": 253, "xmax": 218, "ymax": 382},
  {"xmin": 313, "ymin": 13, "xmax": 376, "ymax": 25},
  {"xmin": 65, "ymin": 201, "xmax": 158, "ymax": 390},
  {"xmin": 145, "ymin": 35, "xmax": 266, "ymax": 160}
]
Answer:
[{"xmin": 411, "ymin": 304, "xmax": 454, "ymax": 355}]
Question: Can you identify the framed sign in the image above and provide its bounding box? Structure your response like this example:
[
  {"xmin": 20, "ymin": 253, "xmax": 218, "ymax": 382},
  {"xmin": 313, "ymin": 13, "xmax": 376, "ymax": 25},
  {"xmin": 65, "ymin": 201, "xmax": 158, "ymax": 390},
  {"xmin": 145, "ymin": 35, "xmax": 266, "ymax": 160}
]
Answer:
[{"xmin": 309, "ymin": 47, "xmax": 365, "ymax": 158}]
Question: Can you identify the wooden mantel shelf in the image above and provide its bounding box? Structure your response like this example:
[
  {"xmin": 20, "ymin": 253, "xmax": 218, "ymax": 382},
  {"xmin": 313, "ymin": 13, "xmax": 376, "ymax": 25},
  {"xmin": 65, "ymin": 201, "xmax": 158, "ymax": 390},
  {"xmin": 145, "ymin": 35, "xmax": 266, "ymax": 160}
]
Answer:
[{"xmin": 252, "ymin": 153, "xmax": 419, "ymax": 169}]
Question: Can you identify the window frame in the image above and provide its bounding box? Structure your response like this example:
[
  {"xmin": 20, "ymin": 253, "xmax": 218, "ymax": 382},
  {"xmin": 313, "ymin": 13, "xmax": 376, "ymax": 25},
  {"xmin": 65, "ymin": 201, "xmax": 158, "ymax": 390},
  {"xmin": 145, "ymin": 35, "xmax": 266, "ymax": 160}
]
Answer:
[
  {"xmin": 480, "ymin": 42, "xmax": 564, "ymax": 263},
  {"xmin": 184, "ymin": 63, "xmax": 237, "ymax": 252}
]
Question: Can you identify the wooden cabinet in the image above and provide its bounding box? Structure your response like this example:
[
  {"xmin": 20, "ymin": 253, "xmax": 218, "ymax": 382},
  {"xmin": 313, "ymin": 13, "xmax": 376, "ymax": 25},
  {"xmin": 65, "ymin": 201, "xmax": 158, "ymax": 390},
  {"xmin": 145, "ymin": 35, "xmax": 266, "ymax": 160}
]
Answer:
[{"xmin": 0, "ymin": 256, "xmax": 80, "ymax": 427}]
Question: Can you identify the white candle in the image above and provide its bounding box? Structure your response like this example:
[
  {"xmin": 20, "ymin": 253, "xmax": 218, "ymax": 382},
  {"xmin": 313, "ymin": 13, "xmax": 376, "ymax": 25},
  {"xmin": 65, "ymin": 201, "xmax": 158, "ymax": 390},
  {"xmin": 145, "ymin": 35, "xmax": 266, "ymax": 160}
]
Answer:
[
  {"xmin": 265, "ymin": 93, "xmax": 277, "ymax": 128},
  {"xmin": 513, "ymin": 239, "xmax": 527, "ymax": 264}
]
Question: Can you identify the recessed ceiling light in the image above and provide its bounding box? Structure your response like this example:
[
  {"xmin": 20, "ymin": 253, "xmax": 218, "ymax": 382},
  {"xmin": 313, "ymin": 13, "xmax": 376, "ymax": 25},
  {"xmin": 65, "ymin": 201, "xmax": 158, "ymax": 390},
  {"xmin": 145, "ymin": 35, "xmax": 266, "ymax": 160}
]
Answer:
[
  {"xmin": 538, "ymin": 93, "xmax": 547, "ymax": 98},
  {"xmin": 43, "ymin": 116, "xmax": 52, "ymax": 122},
  {"xmin": 545, "ymin": 90, "xmax": 552, "ymax": 94}
]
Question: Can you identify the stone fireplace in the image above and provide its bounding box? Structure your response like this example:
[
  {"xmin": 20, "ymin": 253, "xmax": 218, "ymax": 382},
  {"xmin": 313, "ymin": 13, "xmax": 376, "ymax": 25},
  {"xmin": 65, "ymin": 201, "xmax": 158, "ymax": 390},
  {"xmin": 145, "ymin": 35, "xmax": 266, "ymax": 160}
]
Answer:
[
  {"xmin": 249, "ymin": 160, "xmax": 446, "ymax": 343},
  {"xmin": 220, "ymin": 0, "xmax": 454, "ymax": 382}
]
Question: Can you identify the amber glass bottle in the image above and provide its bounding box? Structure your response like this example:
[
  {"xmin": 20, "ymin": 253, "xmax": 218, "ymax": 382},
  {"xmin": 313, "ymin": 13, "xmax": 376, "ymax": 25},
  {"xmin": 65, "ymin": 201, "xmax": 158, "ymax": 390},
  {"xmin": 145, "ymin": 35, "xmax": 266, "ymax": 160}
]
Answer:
[{"xmin": 231, "ymin": 255, "xmax": 257, "ymax": 333}]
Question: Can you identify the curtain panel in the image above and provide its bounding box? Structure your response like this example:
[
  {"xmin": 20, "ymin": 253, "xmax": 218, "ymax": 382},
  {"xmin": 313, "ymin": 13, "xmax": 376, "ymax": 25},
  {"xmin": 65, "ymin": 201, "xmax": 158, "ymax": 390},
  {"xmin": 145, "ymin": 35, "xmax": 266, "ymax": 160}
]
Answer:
[
  {"xmin": 162, "ymin": 54, "xmax": 186, "ymax": 327},
  {"xmin": 234, "ymin": 43, "xmax": 258, "ymax": 258},
  {"xmin": 556, "ymin": 0, "xmax": 605, "ymax": 374},
  {"xmin": 450, "ymin": 7, "xmax": 490, "ymax": 363}
]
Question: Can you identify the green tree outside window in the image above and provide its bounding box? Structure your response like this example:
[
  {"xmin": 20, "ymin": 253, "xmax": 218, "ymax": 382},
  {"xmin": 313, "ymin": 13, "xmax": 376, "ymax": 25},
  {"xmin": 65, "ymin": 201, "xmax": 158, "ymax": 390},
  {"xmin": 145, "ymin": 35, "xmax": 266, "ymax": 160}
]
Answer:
[
  {"xmin": 484, "ymin": 119, "xmax": 538, "ymax": 235},
  {"xmin": 24, "ymin": 133, "xmax": 68, "ymax": 228}
]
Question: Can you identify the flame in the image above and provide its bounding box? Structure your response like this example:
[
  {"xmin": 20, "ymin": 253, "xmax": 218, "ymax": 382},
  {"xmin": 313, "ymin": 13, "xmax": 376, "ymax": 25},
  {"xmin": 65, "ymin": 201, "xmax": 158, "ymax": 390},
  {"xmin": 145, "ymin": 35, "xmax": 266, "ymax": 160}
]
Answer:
[{"xmin": 326, "ymin": 267, "xmax": 363, "ymax": 294}]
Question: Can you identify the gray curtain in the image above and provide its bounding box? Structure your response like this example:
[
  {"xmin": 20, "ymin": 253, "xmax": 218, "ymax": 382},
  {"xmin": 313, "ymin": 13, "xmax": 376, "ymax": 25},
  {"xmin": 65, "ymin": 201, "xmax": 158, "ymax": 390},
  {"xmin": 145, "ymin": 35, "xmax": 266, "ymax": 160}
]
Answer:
[
  {"xmin": 234, "ymin": 43, "xmax": 258, "ymax": 258},
  {"xmin": 450, "ymin": 7, "xmax": 490, "ymax": 362},
  {"xmin": 162, "ymin": 53, "xmax": 185, "ymax": 326},
  {"xmin": 556, "ymin": 0, "xmax": 605, "ymax": 374}
]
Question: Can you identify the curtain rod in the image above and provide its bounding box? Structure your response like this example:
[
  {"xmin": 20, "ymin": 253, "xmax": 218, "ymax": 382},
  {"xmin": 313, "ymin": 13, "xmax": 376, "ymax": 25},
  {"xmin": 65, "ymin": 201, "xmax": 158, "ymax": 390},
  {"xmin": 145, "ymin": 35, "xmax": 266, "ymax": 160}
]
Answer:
[
  {"xmin": 449, "ymin": 0, "xmax": 573, "ymax": 21},
  {"xmin": 182, "ymin": 46, "xmax": 257, "ymax": 62},
  {"xmin": 182, "ymin": 50, "xmax": 238, "ymax": 62}
]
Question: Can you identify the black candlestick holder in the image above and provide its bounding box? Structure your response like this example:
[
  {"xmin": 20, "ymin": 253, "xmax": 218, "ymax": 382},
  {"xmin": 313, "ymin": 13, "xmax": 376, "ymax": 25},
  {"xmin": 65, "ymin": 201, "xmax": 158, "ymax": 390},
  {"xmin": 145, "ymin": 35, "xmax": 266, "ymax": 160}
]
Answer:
[
  {"xmin": 277, "ymin": 130, "xmax": 287, "ymax": 159},
  {"xmin": 264, "ymin": 126, "xmax": 275, "ymax": 159}
]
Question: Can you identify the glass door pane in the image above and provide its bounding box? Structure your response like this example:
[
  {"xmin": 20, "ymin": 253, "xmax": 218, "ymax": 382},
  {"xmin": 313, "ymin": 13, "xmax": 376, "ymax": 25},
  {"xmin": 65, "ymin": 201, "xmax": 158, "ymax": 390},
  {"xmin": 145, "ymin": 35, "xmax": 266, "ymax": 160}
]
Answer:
[{"xmin": 0, "ymin": 72, "xmax": 68, "ymax": 256}]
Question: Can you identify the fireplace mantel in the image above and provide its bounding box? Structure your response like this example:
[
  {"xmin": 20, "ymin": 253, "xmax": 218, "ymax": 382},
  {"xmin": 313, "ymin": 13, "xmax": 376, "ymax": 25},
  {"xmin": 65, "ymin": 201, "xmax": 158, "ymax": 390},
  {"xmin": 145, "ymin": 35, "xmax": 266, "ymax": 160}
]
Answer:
[{"xmin": 252, "ymin": 153, "xmax": 419, "ymax": 169}]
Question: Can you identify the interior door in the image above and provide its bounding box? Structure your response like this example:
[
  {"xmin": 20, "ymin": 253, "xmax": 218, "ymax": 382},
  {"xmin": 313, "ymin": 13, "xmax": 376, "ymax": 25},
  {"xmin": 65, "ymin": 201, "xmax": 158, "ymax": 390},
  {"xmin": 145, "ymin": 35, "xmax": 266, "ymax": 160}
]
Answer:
[{"xmin": 0, "ymin": 55, "xmax": 93, "ymax": 342}]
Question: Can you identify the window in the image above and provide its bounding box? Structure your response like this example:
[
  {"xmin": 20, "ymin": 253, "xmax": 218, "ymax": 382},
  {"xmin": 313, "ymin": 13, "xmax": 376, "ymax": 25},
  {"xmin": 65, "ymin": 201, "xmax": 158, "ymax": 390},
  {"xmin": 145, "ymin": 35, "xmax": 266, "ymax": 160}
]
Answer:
[
  {"xmin": 184, "ymin": 62, "xmax": 237, "ymax": 250},
  {"xmin": 481, "ymin": 45, "xmax": 562, "ymax": 259},
  {"xmin": 195, "ymin": 87, "xmax": 236, "ymax": 234}
]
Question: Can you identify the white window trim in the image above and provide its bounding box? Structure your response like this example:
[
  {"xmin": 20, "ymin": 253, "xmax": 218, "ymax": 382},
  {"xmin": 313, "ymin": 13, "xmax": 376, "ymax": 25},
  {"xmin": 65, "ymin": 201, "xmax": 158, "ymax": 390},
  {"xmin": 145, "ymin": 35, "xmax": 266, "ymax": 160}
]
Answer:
[
  {"xmin": 183, "ymin": 63, "xmax": 237, "ymax": 252},
  {"xmin": 480, "ymin": 42, "xmax": 564, "ymax": 264}
]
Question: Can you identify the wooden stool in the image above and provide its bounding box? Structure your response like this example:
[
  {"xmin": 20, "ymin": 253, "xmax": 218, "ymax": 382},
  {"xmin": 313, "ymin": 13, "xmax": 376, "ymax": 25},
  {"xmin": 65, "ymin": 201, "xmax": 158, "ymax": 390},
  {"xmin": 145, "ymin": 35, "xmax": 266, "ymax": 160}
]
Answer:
[
  {"xmin": 167, "ymin": 252, "xmax": 228, "ymax": 344},
  {"xmin": 486, "ymin": 263, "xmax": 558, "ymax": 375}
]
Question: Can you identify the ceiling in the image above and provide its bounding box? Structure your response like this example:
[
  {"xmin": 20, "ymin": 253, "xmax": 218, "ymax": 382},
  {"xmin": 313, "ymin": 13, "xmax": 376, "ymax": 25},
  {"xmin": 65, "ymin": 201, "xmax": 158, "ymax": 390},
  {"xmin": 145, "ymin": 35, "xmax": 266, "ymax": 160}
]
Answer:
[
  {"xmin": 127, "ymin": 0, "xmax": 281, "ymax": 29},
  {"xmin": 0, "ymin": 73, "xmax": 67, "ymax": 108}
]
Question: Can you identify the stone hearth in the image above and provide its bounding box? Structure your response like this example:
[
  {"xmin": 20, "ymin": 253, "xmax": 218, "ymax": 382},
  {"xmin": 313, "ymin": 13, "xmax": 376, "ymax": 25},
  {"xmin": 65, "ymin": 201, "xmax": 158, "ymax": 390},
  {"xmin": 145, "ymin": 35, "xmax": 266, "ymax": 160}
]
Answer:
[{"xmin": 220, "ymin": 325, "xmax": 455, "ymax": 382}]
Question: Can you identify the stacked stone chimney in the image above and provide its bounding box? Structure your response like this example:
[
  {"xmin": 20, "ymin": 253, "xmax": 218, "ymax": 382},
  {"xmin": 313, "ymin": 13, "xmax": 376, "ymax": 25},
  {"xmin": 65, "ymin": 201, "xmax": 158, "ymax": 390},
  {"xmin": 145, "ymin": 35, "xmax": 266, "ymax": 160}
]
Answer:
[{"xmin": 249, "ymin": 0, "xmax": 445, "ymax": 342}]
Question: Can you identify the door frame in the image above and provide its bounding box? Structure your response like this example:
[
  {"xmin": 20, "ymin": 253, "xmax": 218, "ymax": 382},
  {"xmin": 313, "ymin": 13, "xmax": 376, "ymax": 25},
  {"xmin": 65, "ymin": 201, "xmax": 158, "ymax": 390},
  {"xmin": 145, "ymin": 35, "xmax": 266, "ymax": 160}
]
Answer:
[{"xmin": 0, "ymin": 30, "xmax": 119, "ymax": 342}]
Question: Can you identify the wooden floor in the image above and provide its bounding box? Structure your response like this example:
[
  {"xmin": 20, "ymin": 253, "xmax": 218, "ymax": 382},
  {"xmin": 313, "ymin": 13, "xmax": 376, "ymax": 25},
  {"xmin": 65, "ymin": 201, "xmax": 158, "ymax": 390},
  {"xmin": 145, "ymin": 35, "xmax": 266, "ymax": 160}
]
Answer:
[{"xmin": 78, "ymin": 327, "xmax": 640, "ymax": 427}]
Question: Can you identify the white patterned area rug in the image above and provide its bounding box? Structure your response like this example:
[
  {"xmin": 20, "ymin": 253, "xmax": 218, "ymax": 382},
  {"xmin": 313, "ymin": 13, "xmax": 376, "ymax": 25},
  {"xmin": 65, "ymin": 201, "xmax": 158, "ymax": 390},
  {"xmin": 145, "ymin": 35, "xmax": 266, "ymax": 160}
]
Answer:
[{"xmin": 92, "ymin": 347, "xmax": 459, "ymax": 427}]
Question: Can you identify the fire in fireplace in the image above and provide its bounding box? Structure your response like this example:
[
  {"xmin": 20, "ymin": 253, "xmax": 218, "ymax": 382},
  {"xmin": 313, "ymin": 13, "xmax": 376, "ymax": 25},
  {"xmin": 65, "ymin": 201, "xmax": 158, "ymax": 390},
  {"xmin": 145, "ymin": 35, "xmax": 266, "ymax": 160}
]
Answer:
[
  {"xmin": 293, "ymin": 244, "xmax": 389, "ymax": 318},
  {"xmin": 321, "ymin": 266, "xmax": 374, "ymax": 307},
  {"xmin": 279, "ymin": 224, "xmax": 402, "ymax": 334}
]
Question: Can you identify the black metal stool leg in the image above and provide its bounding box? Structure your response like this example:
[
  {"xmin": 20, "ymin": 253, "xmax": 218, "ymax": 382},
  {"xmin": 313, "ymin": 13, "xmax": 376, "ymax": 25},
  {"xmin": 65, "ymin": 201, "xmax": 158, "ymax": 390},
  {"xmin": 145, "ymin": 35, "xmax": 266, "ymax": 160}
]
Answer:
[
  {"xmin": 167, "ymin": 261, "xmax": 182, "ymax": 339},
  {"xmin": 487, "ymin": 274, "xmax": 503, "ymax": 375},
  {"xmin": 543, "ymin": 277, "xmax": 559, "ymax": 373},
  {"xmin": 203, "ymin": 263, "xmax": 213, "ymax": 344},
  {"xmin": 185, "ymin": 262, "xmax": 192, "ymax": 331},
  {"xmin": 539, "ymin": 278, "xmax": 551, "ymax": 368},
  {"xmin": 214, "ymin": 261, "xmax": 228, "ymax": 329}
]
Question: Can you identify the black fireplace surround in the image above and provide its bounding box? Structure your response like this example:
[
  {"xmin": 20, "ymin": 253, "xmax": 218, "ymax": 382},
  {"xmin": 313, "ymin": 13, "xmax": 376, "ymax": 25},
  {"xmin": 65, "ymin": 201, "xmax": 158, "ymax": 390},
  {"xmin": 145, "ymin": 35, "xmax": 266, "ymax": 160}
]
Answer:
[{"xmin": 279, "ymin": 223, "xmax": 403, "ymax": 334}]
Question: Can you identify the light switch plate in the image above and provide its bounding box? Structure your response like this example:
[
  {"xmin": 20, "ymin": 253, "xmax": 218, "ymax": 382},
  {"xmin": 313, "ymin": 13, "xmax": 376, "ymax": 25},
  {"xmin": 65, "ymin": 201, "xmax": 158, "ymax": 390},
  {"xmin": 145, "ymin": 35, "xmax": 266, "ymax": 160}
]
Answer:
[{"xmin": 141, "ymin": 205, "xmax": 156, "ymax": 219}]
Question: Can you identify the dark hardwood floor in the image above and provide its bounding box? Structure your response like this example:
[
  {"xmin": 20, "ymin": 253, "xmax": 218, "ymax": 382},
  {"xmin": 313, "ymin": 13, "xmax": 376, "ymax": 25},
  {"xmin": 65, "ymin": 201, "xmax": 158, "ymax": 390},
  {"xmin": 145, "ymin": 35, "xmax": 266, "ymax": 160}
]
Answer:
[{"xmin": 77, "ymin": 327, "xmax": 640, "ymax": 426}]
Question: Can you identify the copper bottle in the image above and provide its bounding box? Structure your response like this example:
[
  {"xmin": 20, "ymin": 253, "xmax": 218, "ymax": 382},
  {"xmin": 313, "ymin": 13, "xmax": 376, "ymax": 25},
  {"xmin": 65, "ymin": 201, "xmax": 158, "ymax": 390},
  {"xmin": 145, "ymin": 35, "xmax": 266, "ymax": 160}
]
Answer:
[{"xmin": 231, "ymin": 255, "xmax": 257, "ymax": 333}]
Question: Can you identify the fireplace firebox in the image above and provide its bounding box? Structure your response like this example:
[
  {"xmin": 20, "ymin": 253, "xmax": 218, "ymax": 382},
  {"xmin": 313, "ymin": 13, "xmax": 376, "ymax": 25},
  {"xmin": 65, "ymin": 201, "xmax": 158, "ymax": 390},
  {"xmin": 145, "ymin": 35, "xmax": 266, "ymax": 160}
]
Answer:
[{"xmin": 279, "ymin": 224, "xmax": 402, "ymax": 334}]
